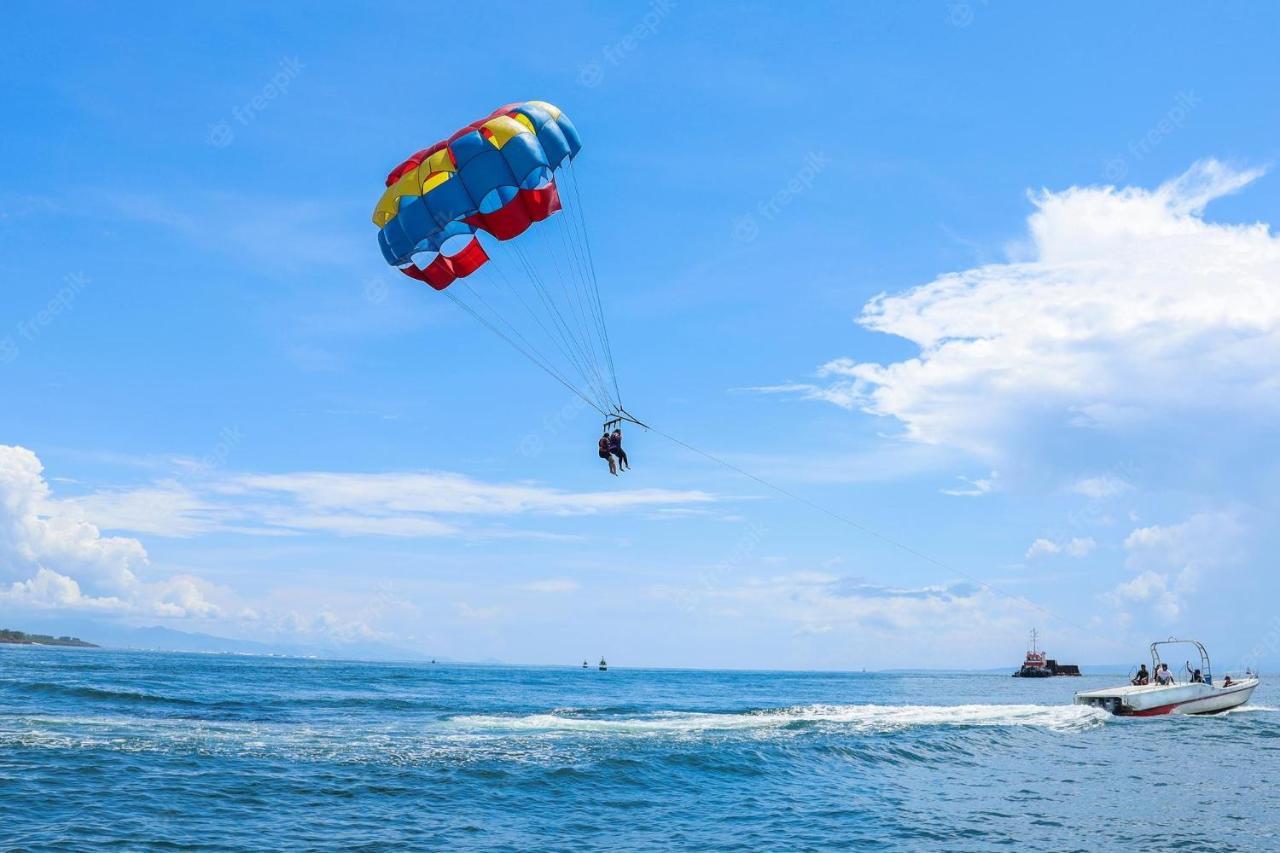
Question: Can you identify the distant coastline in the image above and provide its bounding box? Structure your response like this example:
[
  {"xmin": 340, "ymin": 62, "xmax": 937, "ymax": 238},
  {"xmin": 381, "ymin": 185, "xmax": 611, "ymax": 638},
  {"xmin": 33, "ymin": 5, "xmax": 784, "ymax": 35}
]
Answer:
[{"xmin": 0, "ymin": 628, "xmax": 98, "ymax": 648}]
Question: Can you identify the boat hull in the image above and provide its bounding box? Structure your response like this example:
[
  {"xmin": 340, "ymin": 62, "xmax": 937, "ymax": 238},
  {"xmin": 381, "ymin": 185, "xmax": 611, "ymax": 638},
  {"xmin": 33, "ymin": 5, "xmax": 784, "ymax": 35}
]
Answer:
[{"xmin": 1075, "ymin": 679, "xmax": 1258, "ymax": 716}]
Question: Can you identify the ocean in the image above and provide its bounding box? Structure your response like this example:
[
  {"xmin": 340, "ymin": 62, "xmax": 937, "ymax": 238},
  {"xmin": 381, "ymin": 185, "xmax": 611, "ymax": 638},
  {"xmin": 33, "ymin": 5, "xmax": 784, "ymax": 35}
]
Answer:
[{"xmin": 1, "ymin": 647, "xmax": 1276, "ymax": 851}]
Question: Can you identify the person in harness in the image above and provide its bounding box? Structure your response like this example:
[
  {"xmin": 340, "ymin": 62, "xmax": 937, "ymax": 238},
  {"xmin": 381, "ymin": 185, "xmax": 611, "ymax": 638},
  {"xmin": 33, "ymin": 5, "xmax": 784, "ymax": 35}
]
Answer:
[
  {"xmin": 598, "ymin": 432, "xmax": 617, "ymax": 475},
  {"xmin": 608, "ymin": 428, "xmax": 629, "ymax": 471}
]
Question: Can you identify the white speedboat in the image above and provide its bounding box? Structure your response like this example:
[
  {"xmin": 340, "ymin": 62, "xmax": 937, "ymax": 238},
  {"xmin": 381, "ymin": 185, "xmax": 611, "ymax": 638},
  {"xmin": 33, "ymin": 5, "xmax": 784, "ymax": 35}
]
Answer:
[{"xmin": 1074, "ymin": 639, "xmax": 1258, "ymax": 717}]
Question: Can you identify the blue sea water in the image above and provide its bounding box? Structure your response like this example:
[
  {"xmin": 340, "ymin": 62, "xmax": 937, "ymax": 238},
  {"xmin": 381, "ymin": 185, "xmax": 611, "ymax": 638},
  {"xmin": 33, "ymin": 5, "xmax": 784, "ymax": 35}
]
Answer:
[{"xmin": 1, "ymin": 647, "xmax": 1277, "ymax": 851}]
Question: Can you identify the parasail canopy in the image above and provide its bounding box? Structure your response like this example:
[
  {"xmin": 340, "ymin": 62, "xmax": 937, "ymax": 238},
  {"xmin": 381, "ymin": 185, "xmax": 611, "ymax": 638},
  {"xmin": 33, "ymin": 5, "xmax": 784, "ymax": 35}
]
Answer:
[{"xmin": 371, "ymin": 101, "xmax": 624, "ymax": 420}]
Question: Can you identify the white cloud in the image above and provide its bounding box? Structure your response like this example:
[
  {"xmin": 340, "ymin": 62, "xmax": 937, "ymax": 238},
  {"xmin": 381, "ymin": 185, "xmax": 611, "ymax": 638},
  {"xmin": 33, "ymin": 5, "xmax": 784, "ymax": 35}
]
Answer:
[
  {"xmin": 78, "ymin": 469, "xmax": 716, "ymax": 540},
  {"xmin": 57, "ymin": 482, "xmax": 228, "ymax": 537},
  {"xmin": 1025, "ymin": 538, "xmax": 1060, "ymax": 559},
  {"xmin": 940, "ymin": 470, "xmax": 998, "ymax": 497},
  {"xmin": 0, "ymin": 445, "xmax": 222, "ymax": 617},
  {"xmin": 760, "ymin": 160, "xmax": 1280, "ymax": 457},
  {"xmin": 1025, "ymin": 536, "xmax": 1095, "ymax": 559},
  {"xmin": 657, "ymin": 573, "xmax": 1037, "ymax": 638},
  {"xmin": 1106, "ymin": 510, "xmax": 1244, "ymax": 623},
  {"xmin": 517, "ymin": 578, "xmax": 581, "ymax": 593},
  {"xmin": 1071, "ymin": 475, "xmax": 1133, "ymax": 499},
  {"xmin": 1108, "ymin": 570, "xmax": 1181, "ymax": 621},
  {"xmin": 228, "ymin": 471, "xmax": 713, "ymax": 518},
  {"xmin": 1064, "ymin": 537, "xmax": 1096, "ymax": 557}
]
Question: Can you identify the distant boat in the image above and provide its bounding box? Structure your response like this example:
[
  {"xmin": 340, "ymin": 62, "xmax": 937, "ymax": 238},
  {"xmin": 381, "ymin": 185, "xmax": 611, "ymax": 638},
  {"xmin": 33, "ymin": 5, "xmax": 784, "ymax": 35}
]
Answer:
[
  {"xmin": 582, "ymin": 660, "xmax": 588, "ymax": 669},
  {"xmin": 1012, "ymin": 629, "xmax": 1081, "ymax": 677},
  {"xmin": 599, "ymin": 657, "xmax": 607, "ymax": 671}
]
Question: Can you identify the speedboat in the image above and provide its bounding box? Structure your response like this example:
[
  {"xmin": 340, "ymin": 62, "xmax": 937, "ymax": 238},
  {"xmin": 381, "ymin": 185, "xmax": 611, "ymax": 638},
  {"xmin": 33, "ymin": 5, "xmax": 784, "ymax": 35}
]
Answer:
[{"xmin": 1075, "ymin": 638, "xmax": 1258, "ymax": 716}]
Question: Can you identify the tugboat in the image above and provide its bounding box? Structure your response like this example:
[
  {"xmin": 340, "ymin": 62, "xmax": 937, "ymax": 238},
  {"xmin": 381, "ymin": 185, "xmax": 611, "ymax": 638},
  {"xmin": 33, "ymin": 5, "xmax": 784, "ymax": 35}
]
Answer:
[
  {"xmin": 1012, "ymin": 629, "xmax": 1081, "ymax": 677},
  {"xmin": 598, "ymin": 657, "xmax": 608, "ymax": 671}
]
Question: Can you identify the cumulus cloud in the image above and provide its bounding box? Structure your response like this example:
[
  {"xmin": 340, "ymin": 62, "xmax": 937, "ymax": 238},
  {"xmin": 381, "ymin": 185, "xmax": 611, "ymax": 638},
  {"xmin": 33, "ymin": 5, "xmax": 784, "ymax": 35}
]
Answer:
[
  {"xmin": 1071, "ymin": 475, "xmax": 1133, "ymax": 499},
  {"xmin": 1106, "ymin": 510, "xmax": 1244, "ymax": 622},
  {"xmin": 1025, "ymin": 538, "xmax": 1060, "ymax": 559},
  {"xmin": 0, "ymin": 445, "xmax": 222, "ymax": 617},
  {"xmin": 1108, "ymin": 570, "xmax": 1181, "ymax": 621},
  {"xmin": 759, "ymin": 160, "xmax": 1280, "ymax": 457},
  {"xmin": 1026, "ymin": 536, "xmax": 1096, "ymax": 559},
  {"xmin": 1063, "ymin": 537, "xmax": 1096, "ymax": 557}
]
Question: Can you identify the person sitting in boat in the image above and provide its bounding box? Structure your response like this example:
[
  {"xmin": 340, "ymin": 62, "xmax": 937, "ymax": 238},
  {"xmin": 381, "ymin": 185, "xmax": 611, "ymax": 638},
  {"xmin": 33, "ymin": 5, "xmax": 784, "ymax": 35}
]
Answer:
[
  {"xmin": 1222, "ymin": 675, "xmax": 1234, "ymax": 688},
  {"xmin": 1154, "ymin": 663, "xmax": 1175, "ymax": 685},
  {"xmin": 1131, "ymin": 664, "xmax": 1150, "ymax": 686},
  {"xmin": 1190, "ymin": 668, "xmax": 1204, "ymax": 684}
]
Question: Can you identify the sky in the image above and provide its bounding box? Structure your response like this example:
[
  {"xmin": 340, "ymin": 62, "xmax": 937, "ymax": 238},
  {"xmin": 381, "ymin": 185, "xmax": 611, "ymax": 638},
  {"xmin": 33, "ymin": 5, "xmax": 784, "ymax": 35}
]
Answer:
[{"xmin": 3, "ymin": 2, "xmax": 1280, "ymax": 670}]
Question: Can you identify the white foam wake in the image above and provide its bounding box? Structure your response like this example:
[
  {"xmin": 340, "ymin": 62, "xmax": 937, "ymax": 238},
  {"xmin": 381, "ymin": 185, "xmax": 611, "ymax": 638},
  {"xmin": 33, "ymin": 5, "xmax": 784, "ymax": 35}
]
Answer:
[{"xmin": 450, "ymin": 703, "xmax": 1109, "ymax": 735}]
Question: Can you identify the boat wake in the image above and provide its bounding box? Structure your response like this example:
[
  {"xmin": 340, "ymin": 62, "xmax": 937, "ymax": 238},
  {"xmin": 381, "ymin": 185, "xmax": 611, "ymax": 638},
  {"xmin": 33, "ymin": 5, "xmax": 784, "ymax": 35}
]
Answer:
[{"xmin": 450, "ymin": 703, "xmax": 1110, "ymax": 735}]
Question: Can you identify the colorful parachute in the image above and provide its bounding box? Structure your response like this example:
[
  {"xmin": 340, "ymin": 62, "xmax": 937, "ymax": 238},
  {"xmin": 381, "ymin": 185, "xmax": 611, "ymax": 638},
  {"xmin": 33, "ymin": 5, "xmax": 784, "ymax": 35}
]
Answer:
[
  {"xmin": 373, "ymin": 101, "xmax": 582, "ymax": 289},
  {"xmin": 372, "ymin": 102, "xmax": 624, "ymax": 420}
]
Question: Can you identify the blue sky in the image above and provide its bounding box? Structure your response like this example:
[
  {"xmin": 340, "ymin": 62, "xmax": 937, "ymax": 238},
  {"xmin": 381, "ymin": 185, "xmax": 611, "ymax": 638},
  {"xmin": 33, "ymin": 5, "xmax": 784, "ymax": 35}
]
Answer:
[{"xmin": 3, "ymin": 2, "xmax": 1280, "ymax": 669}]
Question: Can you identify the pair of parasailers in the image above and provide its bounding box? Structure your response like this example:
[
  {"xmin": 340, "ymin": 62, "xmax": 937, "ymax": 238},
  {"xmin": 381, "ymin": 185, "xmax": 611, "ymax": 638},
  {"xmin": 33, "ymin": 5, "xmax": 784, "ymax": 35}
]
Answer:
[{"xmin": 597, "ymin": 428, "xmax": 629, "ymax": 475}]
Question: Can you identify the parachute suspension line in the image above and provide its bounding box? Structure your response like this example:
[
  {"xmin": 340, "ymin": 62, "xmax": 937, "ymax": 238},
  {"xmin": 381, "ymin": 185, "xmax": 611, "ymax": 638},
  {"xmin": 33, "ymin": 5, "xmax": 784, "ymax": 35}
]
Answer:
[
  {"xmin": 537, "ymin": 219, "xmax": 601, "ymax": 389},
  {"xmin": 642, "ymin": 421, "xmax": 1100, "ymax": 637},
  {"xmin": 510, "ymin": 239, "xmax": 616, "ymax": 412},
  {"xmin": 544, "ymin": 210, "xmax": 614, "ymax": 411},
  {"xmin": 516, "ymin": 243, "xmax": 614, "ymax": 414},
  {"xmin": 480, "ymin": 243, "xmax": 606, "ymax": 409},
  {"xmin": 442, "ymin": 287, "xmax": 608, "ymax": 417},
  {"xmin": 451, "ymin": 275, "xmax": 589, "ymax": 407},
  {"xmin": 560, "ymin": 164, "xmax": 610, "ymax": 354},
  {"xmin": 551, "ymin": 197, "xmax": 613, "ymax": 403},
  {"xmin": 564, "ymin": 162, "xmax": 623, "ymax": 407},
  {"xmin": 552, "ymin": 172, "xmax": 608, "ymax": 398},
  {"xmin": 446, "ymin": 280, "xmax": 600, "ymax": 413},
  {"xmin": 500, "ymin": 237, "xmax": 602, "ymax": 401},
  {"xmin": 477, "ymin": 258, "xmax": 604, "ymax": 409}
]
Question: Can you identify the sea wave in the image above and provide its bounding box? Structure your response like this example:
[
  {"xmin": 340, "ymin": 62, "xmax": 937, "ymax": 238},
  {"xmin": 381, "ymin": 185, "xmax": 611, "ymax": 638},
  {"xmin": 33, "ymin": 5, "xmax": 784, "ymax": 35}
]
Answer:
[{"xmin": 1, "ymin": 680, "xmax": 203, "ymax": 707}]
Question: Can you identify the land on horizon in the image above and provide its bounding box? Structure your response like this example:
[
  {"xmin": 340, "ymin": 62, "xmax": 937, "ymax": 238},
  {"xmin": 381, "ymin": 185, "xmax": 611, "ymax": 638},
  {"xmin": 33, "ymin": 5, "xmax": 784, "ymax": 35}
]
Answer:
[{"xmin": 0, "ymin": 628, "xmax": 97, "ymax": 648}]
